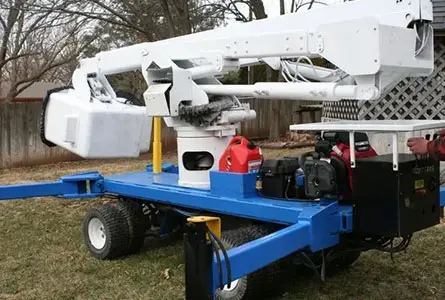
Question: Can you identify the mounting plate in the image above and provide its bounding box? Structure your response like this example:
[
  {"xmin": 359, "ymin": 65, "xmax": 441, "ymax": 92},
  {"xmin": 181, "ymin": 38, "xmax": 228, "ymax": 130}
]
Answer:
[
  {"xmin": 289, "ymin": 120, "xmax": 445, "ymax": 133},
  {"xmin": 290, "ymin": 120, "xmax": 445, "ymax": 171}
]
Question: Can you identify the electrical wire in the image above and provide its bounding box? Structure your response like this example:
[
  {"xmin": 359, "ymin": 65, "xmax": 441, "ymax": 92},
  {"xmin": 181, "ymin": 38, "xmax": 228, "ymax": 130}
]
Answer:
[
  {"xmin": 415, "ymin": 23, "xmax": 432, "ymax": 57},
  {"xmin": 184, "ymin": 222, "xmax": 225, "ymax": 291},
  {"xmin": 280, "ymin": 58, "xmax": 343, "ymax": 84},
  {"xmin": 208, "ymin": 231, "xmax": 224, "ymax": 290},
  {"xmin": 298, "ymin": 251, "xmax": 326, "ymax": 282},
  {"xmin": 207, "ymin": 228, "xmax": 233, "ymax": 290}
]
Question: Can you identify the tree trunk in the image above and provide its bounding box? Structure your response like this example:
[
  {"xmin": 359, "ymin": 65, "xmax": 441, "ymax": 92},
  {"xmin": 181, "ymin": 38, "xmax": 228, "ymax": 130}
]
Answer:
[
  {"xmin": 280, "ymin": 0, "xmax": 285, "ymax": 15},
  {"xmin": 160, "ymin": 0, "xmax": 177, "ymax": 37},
  {"xmin": 250, "ymin": 0, "xmax": 267, "ymax": 19}
]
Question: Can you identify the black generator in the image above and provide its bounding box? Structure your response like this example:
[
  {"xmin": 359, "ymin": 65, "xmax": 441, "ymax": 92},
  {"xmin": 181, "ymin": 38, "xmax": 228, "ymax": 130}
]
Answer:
[
  {"xmin": 352, "ymin": 153, "xmax": 440, "ymax": 237},
  {"xmin": 259, "ymin": 158, "xmax": 300, "ymax": 199}
]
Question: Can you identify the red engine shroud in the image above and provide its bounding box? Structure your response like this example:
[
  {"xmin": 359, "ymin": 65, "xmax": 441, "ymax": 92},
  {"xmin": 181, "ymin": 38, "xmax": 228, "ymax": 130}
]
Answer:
[{"xmin": 331, "ymin": 142, "xmax": 378, "ymax": 197}]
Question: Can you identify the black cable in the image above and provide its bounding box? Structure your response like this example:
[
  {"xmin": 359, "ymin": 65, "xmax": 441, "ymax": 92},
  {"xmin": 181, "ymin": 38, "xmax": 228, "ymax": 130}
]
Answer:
[
  {"xmin": 257, "ymin": 189, "xmax": 316, "ymax": 202},
  {"xmin": 208, "ymin": 232, "xmax": 224, "ymax": 290},
  {"xmin": 207, "ymin": 228, "xmax": 232, "ymax": 290},
  {"xmin": 356, "ymin": 234, "xmax": 412, "ymax": 254},
  {"xmin": 320, "ymin": 249, "xmax": 326, "ymax": 282},
  {"xmin": 284, "ymin": 176, "xmax": 292, "ymax": 200},
  {"xmin": 298, "ymin": 251, "xmax": 325, "ymax": 283}
]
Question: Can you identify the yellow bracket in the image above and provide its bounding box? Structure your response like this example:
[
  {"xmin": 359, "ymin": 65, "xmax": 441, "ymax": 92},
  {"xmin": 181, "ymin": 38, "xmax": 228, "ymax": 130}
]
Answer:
[
  {"xmin": 153, "ymin": 117, "xmax": 162, "ymax": 174},
  {"xmin": 187, "ymin": 216, "xmax": 221, "ymax": 240}
]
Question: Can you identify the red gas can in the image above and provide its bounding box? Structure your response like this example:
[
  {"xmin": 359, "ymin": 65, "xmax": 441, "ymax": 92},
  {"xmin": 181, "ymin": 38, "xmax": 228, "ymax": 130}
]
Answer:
[{"xmin": 219, "ymin": 136, "xmax": 263, "ymax": 173}]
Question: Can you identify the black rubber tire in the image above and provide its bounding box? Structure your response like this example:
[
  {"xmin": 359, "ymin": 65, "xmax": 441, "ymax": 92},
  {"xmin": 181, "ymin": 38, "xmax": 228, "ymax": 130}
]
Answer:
[
  {"xmin": 214, "ymin": 225, "xmax": 288, "ymax": 300},
  {"xmin": 116, "ymin": 198, "xmax": 149, "ymax": 254},
  {"xmin": 82, "ymin": 203, "xmax": 130, "ymax": 260}
]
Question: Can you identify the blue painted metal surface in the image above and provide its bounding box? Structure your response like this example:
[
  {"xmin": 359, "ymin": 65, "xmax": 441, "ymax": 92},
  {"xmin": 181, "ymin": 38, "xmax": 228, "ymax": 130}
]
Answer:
[
  {"xmin": 441, "ymin": 187, "xmax": 445, "ymax": 208},
  {"xmin": 103, "ymin": 171, "xmax": 353, "ymax": 232},
  {"xmin": 146, "ymin": 163, "xmax": 179, "ymax": 174},
  {"xmin": 210, "ymin": 223, "xmax": 309, "ymax": 296},
  {"xmin": 0, "ymin": 172, "xmax": 104, "ymax": 200},
  {"xmin": 210, "ymin": 171, "xmax": 258, "ymax": 199}
]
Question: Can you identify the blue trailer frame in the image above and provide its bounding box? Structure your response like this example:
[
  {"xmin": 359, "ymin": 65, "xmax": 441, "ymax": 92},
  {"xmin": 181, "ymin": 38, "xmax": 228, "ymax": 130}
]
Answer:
[{"xmin": 1, "ymin": 163, "xmax": 445, "ymax": 298}]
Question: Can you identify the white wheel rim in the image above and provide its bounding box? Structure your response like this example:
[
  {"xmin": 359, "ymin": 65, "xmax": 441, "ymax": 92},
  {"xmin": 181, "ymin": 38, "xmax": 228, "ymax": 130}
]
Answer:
[
  {"xmin": 88, "ymin": 217, "xmax": 106, "ymax": 250},
  {"xmin": 223, "ymin": 279, "xmax": 240, "ymax": 292}
]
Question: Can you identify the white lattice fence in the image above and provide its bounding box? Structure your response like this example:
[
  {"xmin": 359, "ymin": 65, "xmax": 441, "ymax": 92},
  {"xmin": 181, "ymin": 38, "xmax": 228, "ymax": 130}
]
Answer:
[{"xmin": 323, "ymin": 37, "xmax": 445, "ymax": 121}]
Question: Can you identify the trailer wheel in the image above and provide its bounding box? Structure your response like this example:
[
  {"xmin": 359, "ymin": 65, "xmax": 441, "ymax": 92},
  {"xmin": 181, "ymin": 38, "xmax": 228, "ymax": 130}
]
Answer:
[
  {"xmin": 82, "ymin": 203, "xmax": 129, "ymax": 260},
  {"xmin": 117, "ymin": 198, "xmax": 148, "ymax": 254},
  {"xmin": 215, "ymin": 225, "xmax": 286, "ymax": 300}
]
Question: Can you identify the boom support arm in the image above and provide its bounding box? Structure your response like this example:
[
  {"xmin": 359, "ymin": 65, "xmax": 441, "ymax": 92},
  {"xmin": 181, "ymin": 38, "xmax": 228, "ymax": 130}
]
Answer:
[{"xmin": 72, "ymin": 0, "xmax": 433, "ymax": 110}]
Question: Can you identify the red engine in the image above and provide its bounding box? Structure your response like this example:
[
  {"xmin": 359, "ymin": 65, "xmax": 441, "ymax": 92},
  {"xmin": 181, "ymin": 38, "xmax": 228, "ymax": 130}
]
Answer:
[
  {"xmin": 219, "ymin": 136, "xmax": 263, "ymax": 174},
  {"xmin": 330, "ymin": 136, "xmax": 377, "ymax": 197}
]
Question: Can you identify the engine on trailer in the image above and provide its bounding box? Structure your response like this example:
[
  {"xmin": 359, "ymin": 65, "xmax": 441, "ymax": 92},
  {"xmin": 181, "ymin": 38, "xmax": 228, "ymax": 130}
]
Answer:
[
  {"xmin": 257, "ymin": 131, "xmax": 378, "ymax": 201},
  {"xmin": 258, "ymin": 130, "xmax": 441, "ymax": 241},
  {"xmin": 302, "ymin": 131, "xmax": 378, "ymax": 200}
]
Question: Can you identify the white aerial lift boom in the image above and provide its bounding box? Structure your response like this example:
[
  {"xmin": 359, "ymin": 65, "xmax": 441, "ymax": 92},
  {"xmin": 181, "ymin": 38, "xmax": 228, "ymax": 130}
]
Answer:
[{"xmin": 42, "ymin": 0, "xmax": 435, "ymax": 189}]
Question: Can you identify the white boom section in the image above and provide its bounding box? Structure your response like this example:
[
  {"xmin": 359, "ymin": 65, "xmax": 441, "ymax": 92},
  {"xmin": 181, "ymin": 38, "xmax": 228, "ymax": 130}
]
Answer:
[{"xmin": 70, "ymin": 0, "xmax": 433, "ymax": 112}]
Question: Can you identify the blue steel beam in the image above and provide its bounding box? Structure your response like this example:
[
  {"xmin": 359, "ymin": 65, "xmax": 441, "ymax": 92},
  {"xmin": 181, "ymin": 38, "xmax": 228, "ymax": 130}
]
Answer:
[
  {"xmin": 0, "ymin": 172, "xmax": 104, "ymax": 200},
  {"xmin": 0, "ymin": 181, "xmax": 80, "ymax": 200},
  {"xmin": 210, "ymin": 223, "xmax": 310, "ymax": 297}
]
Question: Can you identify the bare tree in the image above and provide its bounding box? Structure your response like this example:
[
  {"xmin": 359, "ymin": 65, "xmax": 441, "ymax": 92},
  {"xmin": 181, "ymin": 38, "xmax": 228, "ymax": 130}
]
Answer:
[
  {"xmin": 0, "ymin": 0, "xmax": 99, "ymax": 102},
  {"xmin": 45, "ymin": 0, "xmax": 223, "ymax": 97},
  {"xmin": 202, "ymin": 0, "xmax": 267, "ymax": 21}
]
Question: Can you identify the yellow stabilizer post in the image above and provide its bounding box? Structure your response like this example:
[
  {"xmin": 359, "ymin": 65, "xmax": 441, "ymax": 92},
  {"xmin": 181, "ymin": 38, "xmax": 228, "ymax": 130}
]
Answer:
[
  {"xmin": 187, "ymin": 216, "xmax": 221, "ymax": 240},
  {"xmin": 153, "ymin": 117, "xmax": 162, "ymax": 174}
]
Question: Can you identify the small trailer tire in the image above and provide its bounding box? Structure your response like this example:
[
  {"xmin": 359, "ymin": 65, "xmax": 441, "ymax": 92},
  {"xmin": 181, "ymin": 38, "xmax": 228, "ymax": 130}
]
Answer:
[
  {"xmin": 82, "ymin": 203, "xmax": 130, "ymax": 260},
  {"xmin": 116, "ymin": 198, "xmax": 148, "ymax": 254},
  {"xmin": 215, "ymin": 225, "xmax": 286, "ymax": 300}
]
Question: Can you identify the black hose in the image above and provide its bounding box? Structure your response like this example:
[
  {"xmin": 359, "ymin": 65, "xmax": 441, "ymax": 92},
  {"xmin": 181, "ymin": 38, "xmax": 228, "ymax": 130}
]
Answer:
[
  {"xmin": 299, "ymin": 251, "xmax": 325, "ymax": 283},
  {"xmin": 208, "ymin": 232, "xmax": 224, "ymax": 290},
  {"xmin": 207, "ymin": 228, "xmax": 232, "ymax": 290}
]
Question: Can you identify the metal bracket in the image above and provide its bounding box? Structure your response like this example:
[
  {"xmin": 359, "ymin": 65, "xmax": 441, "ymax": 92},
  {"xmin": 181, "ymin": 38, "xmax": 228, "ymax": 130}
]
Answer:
[{"xmin": 349, "ymin": 131, "xmax": 356, "ymax": 168}]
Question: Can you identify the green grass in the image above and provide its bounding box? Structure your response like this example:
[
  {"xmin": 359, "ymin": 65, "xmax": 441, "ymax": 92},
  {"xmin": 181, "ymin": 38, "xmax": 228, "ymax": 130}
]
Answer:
[{"xmin": 1, "ymin": 149, "xmax": 445, "ymax": 300}]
